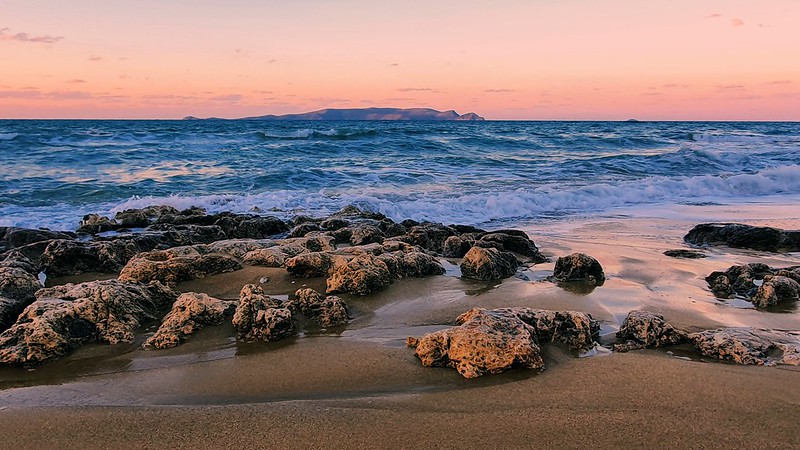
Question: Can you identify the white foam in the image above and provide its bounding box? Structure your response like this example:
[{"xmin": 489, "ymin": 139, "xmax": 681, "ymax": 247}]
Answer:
[{"xmin": 0, "ymin": 133, "xmax": 18, "ymax": 140}]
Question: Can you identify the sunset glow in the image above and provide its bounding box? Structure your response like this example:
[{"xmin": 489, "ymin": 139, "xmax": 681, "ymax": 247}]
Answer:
[{"xmin": 2, "ymin": 0, "xmax": 799, "ymax": 120}]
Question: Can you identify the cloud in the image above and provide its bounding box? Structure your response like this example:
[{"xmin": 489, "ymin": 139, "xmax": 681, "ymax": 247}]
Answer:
[
  {"xmin": 389, "ymin": 63, "xmax": 399, "ymax": 67},
  {"xmin": 88, "ymin": 56, "xmax": 104, "ymax": 62},
  {"xmin": 731, "ymin": 18, "xmax": 745, "ymax": 27},
  {"xmin": 0, "ymin": 27, "xmax": 63, "ymax": 44},
  {"xmin": 484, "ymin": 89, "xmax": 516, "ymax": 93},
  {"xmin": 765, "ymin": 80, "xmax": 793, "ymax": 85},
  {"xmin": 717, "ymin": 84, "xmax": 745, "ymax": 90},
  {"xmin": 0, "ymin": 88, "xmax": 125, "ymax": 101},
  {"xmin": 66, "ymin": 79, "xmax": 86, "ymax": 84},
  {"xmin": 208, "ymin": 94, "xmax": 243, "ymax": 102},
  {"xmin": 397, "ymin": 87, "xmax": 437, "ymax": 92},
  {"xmin": 662, "ymin": 83, "xmax": 689, "ymax": 89},
  {"xmin": 705, "ymin": 13, "xmax": 722, "ymax": 19}
]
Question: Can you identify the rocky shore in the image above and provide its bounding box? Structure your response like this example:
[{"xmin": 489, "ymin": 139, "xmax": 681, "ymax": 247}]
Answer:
[{"xmin": 1, "ymin": 205, "xmax": 798, "ymax": 377}]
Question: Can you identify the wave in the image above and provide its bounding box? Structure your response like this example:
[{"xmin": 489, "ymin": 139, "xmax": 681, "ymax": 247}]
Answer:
[
  {"xmin": 0, "ymin": 133, "xmax": 18, "ymax": 141},
  {"xmin": 256, "ymin": 128, "xmax": 378, "ymax": 140}
]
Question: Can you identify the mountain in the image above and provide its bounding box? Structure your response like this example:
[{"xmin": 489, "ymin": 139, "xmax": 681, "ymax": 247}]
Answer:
[{"xmin": 184, "ymin": 108, "xmax": 484, "ymax": 121}]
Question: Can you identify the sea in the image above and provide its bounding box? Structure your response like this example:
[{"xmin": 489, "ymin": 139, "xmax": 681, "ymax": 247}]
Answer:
[{"xmin": 1, "ymin": 120, "xmax": 799, "ymax": 231}]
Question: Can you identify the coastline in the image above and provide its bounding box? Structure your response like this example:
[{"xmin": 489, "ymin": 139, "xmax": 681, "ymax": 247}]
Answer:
[{"xmin": 0, "ymin": 200, "xmax": 798, "ymax": 447}]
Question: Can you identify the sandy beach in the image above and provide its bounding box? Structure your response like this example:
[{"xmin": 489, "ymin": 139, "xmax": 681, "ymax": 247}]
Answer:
[{"xmin": 1, "ymin": 200, "xmax": 798, "ymax": 448}]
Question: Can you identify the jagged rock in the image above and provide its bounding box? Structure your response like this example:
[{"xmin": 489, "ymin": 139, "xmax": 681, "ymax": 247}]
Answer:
[
  {"xmin": 684, "ymin": 223, "xmax": 800, "ymax": 252},
  {"xmin": 478, "ymin": 231, "xmax": 547, "ymax": 262},
  {"xmin": 40, "ymin": 239, "xmax": 140, "ymax": 276},
  {"xmin": 118, "ymin": 245, "xmax": 241, "ymax": 284},
  {"xmin": 292, "ymin": 288, "xmax": 348, "ymax": 327},
  {"xmin": 407, "ymin": 307, "xmax": 599, "ymax": 378},
  {"xmin": 0, "ymin": 251, "xmax": 37, "ymax": 273},
  {"xmin": 232, "ymin": 284, "xmax": 294, "ymax": 342},
  {"xmin": 705, "ymin": 263, "xmax": 773, "ymax": 299},
  {"xmin": 690, "ymin": 328, "xmax": 800, "ymax": 366},
  {"xmin": 138, "ymin": 224, "xmax": 227, "ymax": 245},
  {"xmin": 77, "ymin": 214, "xmax": 121, "ymax": 234},
  {"xmin": 752, "ymin": 276, "xmax": 800, "ymax": 307},
  {"xmin": 205, "ymin": 239, "xmax": 276, "ymax": 259},
  {"xmin": 331, "ymin": 205, "xmax": 386, "ymax": 221},
  {"xmin": 0, "ymin": 266, "xmax": 41, "ymax": 330},
  {"xmin": 227, "ymin": 216, "xmax": 290, "ymax": 238},
  {"xmin": 378, "ymin": 219, "xmax": 406, "ymax": 238},
  {"xmin": 460, "ymin": 247, "xmax": 518, "ymax": 281},
  {"xmin": 0, "ymin": 280, "xmax": 177, "ymax": 366},
  {"xmin": 290, "ymin": 215, "xmax": 318, "ymax": 226},
  {"xmin": 285, "ymin": 252, "xmax": 339, "ymax": 278},
  {"xmin": 775, "ymin": 267, "xmax": 800, "ymax": 283},
  {"xmin": 0, "ymin": 227, "xmax": 75, "ymax": 254},
  {"xmin": 378, "ymin": 250, "xmax": 445, "ymax": 279},
  {"xmin": 115, "ymin": 205, "xmax": 180, "ymax": 227},
  {"xmin": 144, "ymin": 292, "xmax": 237, "ymax": 349},
  {"xmin": 243, "ymin": 245, "xmax": 306, "ymax": 267},
  {"xmin": 613, "ymin": 311, "xmax": 686, "ymax": 352},
  {"xmin": 442, "ymin": 235, "xmax": 475, "ymax": 258},
  {"xmin": 399, "ymin": 223, "xmax": 456, "ymax": 253},
  {"xmin": 552, "ymin": 253, "xmax": 605, "ymax": 285},
  {"xmin": 326, "ymin": 254, "xmax": 392, "ymax": 295},
  {"xmin": 663, "ymin": 249, "xmax": 707, "ymax": 259},
  {"xmin": 288, "ymin": 223, "xmax": 321, "ymax": 238},
  {"xmin": 320, "ymin": 218, "xmax": 349, "ymax": 231}
]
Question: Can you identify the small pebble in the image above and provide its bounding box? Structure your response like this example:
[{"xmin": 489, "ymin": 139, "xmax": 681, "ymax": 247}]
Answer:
[{"xmin": 259, "ymin": 277, "xmax": 270, "ymax": 284}]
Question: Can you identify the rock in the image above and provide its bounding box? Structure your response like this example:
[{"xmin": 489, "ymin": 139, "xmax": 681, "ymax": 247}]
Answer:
[
  {"xmin": 407, "ymin": 307, "xmax": 599, "ymax": 378},
  {"xmin": 0, "ymin": 266, "xmax": 41, "ymax": 331},
  {"xmin": 684, "ymin": 223, "xmax": 800, "ymax": 252},
  {"xmin": 407, "ymin": 308, "xmax": 543, "ymax": 378},
  {"xmin": 552, "ymin": 253, "xmax": 605, "ymax": 285},
  {"xmin": 613, "ymin": 311, "xmax": 686, "ymax": 352},
  {"xmin": 0, "ymin": 227, "xmax": 75, "ymax": 254},
  {"xmin": 705, "ymin": 263, "xmax": 773, "ymax": 299},
  {"xmin": 775, "ymin": 267, "xmax": 800, "ymax": 284},
  {"xmin": 752, "ymin": 276, "xmax": 800, "ymax": 307},
  {"xmin": 40, "ymin": 239, "xmax": 140, "ymax": 276},
  {"xmin": 243, "ymin": 245, "xmax": 305, "ymax": 267},
  {"xmin": 326, "ymin": 254, "xmax": 392, "ymax": 295},
  {"xmin": 378, "ymin": 219, "xmax": 406, "ymax": 238},
  {"xmin": 292, "ymin": 288, "xmax": 348, "ymax": 327},
  {"xmin": 287, "ymin": 223, "xmax": 321, "ymax": 238},
  {"xmin": 331, "ymin": 205, "xmax": 386, "ymax": 221},
  {"xmin": 478, "ymin": 231, "xmax": 547, "ymax": 262},
  {"xmin": 690, "ymin": 328, "xmax": 800, "ymax": 366},
  {"xmin": 225, "ymin": 216, "xmax": 290, "ymax": 238},
  {"xmin": 115, "ymin": 205, "xmax": 180, "ymax": 227},
  {"xmin": 204, "ymin": 239, "xmax": 276, "ymax": 259},
  {"xmin": 285, "ymin": 252, "xmax": 338, "ymax": 278},
  {"xmin": 460, "ymin": 247, "xmax": 518, "ymax": 281},
  {"xmin": 0, "ymin": 280, "xmax": 177, "ymax": 366},
  {"xmin": 663, "ymin": 249, "xmax": 707, "ymax": 259},
  {"xmin": 378, "ymin": 250, "xmax": 445, "ymax": 279},
  {"xmin": 347, "ymin": 225, "xmax": 385, "ymax": 246},
  {"xmin": 232, "ymin": 284, "xmax": 294, "ymax": 342},
  {"xmin": 400, "ymin": 223, "xmax": 456, "ymax": 253},
  {"xmin": 118, "ymin": 245, "xmax": 241, "ymax": 284},
  {"xmin": 320, "ymin": 218, "xmax": 349, "ymax": 231},
  {"xmin": 77, "ymin": 214, "xmax": 120, "ymax": 234},
  {"xmin": 442, "ymin": 235, "xmax": 474, "ymax": 258},
  {"xmin": 144, "ymin": 292, "xmax": 237, "ymax": 349}
]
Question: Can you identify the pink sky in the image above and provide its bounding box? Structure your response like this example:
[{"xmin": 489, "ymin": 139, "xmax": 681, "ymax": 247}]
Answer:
[{"xmin": 1, "ymin": 0, "xmax": 798, "ymax": 120}]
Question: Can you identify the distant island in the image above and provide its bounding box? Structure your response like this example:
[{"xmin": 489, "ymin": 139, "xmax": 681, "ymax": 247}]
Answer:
[{"xmin": 184, "ymin": 107, "xmax": 484, "ymax": 121}]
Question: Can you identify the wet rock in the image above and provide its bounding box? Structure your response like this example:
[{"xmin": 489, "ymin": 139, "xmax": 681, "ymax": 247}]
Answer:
[
  {"xmin": 0, "ymin": 227, "xmax": 75, "ymax": 255},
  {"xmin": 690, "ymin": 328, "xmax": 800, "ymax": 366},
  {"xmin": 144, "ymin": 292, "xmax": 237, "ymax": 349},
  {"xmin": 378, "ymin": 219, "xmax": 406, "ymax": 238},
  {"xmin": 684, "ymin": 223, "xmax": 799, "ymax": 252},
  {"xmin": 775, "ymin": 267, "xmax": 800, "ymax": 284},
  {"xmin": 552, "ymin": 253, "xmax": 605, "ymax": 285},
  {"xmin": 320, "ymin": 218, "xmax": 349, "ymax": 231},
  {"xmin": 407, "ymin": 307, "xmax": 599, "ymax": 378},
  {"xmin": 331, "ymin": 205, "xmax": 386, "ymax": 221},
  {"xmin": 460, "ymin": 247, "xmax": 519, "ymax": 281},
  {"xmin": 752, "ymin": 275, "xmax": 800, "ymax": 307},
  {"xmin": 118, "ymin": 245, "xmax": 242, "ymax": 284},
  {"xmin": 40, "ymin": 239, "xmax": 140, "ymax": 276},
  {"xmin": 326, "ymin": 254, "xmax": 392, "ymax": 295},
  {"xmin": 478, "ymin": 231, "xmax": 547, "ymax": 262},
  {"xmin": 77, "ymin": 214, "xmax": 120, "ymax": 234},
  {"xmin": 400, "ymin": 223, "xmax": 457, "ymax": 253},
  {"xmin": 285, "ymin": 252, "xmax": 339, "ymax": 278},
  {"xmin": 287, "ymin": 223, "xmax": 321, "ymax": 238},
  {"xmin": 115, "ymin": 205, "xmax": 180, "ymax": 227},
  {"xmin": 0, "ymin": 263, "xmax": 41, "ymax": 330},
  {"xmin": 663, "ymin": 249, "xmax": 707, "ymax": 259},
  {"xmin": 0, "ymin": 280, "xmax": 177, "ymax": 366},
  {"xmin": 378, "ymin": 250, "xmax": 445, "ymax": 279},
  {"xmin": 243, "ymin": 245, "xmax": 306, "ymax": 267},
  {"xmin": 204, "ymin": 239, "xmax": 276, "ymax": 259},
  {"xmin": 407, "ymin": 308, "xmax": 543, "ymax": 378},
  {"xmin": 290, "ymin": 215, "xmax": 318, "ymax": 226},
  {"xmin": 225, "ymin": 216, "xmax": 290, "ymax": 239},
  {"xmin": 613, "ymin": 311, "xmax": 686, "ymax": 352},
  {"xmin": 139, "ymin": 224, "xmax": 227, "ymax": 245},
  {"xmin": 442, "ymin": 235, "xmax": 475, "ymax": 258},
  {"xmin": 232, "ymin": 284, "xmax": 294, "ymax": 342},
  {"xmin": 292, "ymin": 288, "xmax": 348, "ymax": 327},
  {"xmin": 0, "ymin": 251, "xmax": 37, "ymax": 273},
  {"xmin": 348, "ymin": 225, "xmax": 385, "ymax": 246},
  {"xmin": 705, "ymin": 263, "xmax": 773, "ymax": 299}
]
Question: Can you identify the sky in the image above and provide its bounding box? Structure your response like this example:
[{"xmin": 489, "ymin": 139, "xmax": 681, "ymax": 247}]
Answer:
[{"xmin": 1, "ymin": 0, "xmax": 799, "ymax": 120}]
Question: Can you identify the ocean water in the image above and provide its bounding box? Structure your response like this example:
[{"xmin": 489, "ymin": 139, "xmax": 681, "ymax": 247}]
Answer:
[{"xmin": 1, "ymin": 120, "xmax": 799, "ymax": 231}]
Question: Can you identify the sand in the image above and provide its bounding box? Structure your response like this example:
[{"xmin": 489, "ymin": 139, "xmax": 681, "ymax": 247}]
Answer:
[{"xmin": 1, "ymin": 201, "xmax": 799, "ymax": 448}]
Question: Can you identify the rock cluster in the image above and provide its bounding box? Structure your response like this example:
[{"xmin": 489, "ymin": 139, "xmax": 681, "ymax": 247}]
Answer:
[
  {"xmin": 689, "ymin": 328, "xmax": 800, "ymax": 366},
  {"xmin": 706, "ymin": 263, "xmax": 800, "ymax": 307},
  {"xmin": 119, "ymin": 245, "xmax": 242, "ymax": 284},
  {"xmin": 407, "ymin": 307, "xmax": 599, "ymax": 378},
  {"xmin": 290, "ymin": 288, "xmax": 348, "ymax": 327},
  {"xmin": 232, "ymin": 284, "xmax": 294, "ymax": 342},
  {"xmin": 684, "ymin": 222, "xmax": 800, "ymax": 252},
  {"xmin": 144, "ymin": 292, "xmax": 237, "ymax": 349}
]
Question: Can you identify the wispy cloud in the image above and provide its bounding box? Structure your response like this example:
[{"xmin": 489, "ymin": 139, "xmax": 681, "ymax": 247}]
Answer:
[
  {"xmin": 731, "ymin": 18, "xmax": 745, "ymax": 27},
  {"xmin": 88, "ymin": 56, "xmax": 104, "ymax": 62},
  {"xmin": 0, "ymin": 27, "xmax": 63, "ymax": 44},
  {"xmin": 66, "ymin": 79, "xmax": 87, "ymax": 84},
  {"xmin": 397, "ymin": 87, "xmax": 438, "ymax": 92},
  {"xmin": 662, "ymin": 83, "xmax": 689, "ymax": 89},
  {"xmin": 705, "ymin": 13, "xmax": 722, "ymax": 19},
  {"xmin": 765, "ymin": 80, "xmax": 793, "ymax": 85},
  {"xmin": 717, "ymin": 84, "xmax": 745, "ymax": 90},
  {"xmin": 209, "ymin": 94, "xmax": 242, "ymax": 102},
  {"xmin": 484, "ymin": 89, "xmax": 516, "ymax": 93}
]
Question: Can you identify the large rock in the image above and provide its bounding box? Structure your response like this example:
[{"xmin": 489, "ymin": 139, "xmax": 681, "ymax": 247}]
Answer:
[
  {"xmin": 232, "ymin": 284, "xmax": 294, "ymax": 342},
  {"xmin": 326, "ymin": 254, "xmax": 392, "ymax": 295},
  {"xmin": 613, "ymin": 311, "xmax": 686, "ymax": 352},
  {"xmin": 460, "ymin": 246, "xmax": 518, "ymax": 281},
  {"xmin": 690, "ymin": 328, "xmax": 800, "ymax": 366},
  {"xmin": 477, "ymin": 231, "xmax": 547, "ymax": 263},
  {"xmin": 224, "ymin": 216, "xmax": 290, "ymax": 239},
  {"xmin": 285, "ymin": 252, "xmax": 339, "ymax": 278},
  {"xmin": 407, "ymin": 307, "xmax": 600, "ymax": 378},
  {"xmin": 442, "ymin": 235, "xmax": 475, "ymax": 258},
  {"xmin": 39, "ymin": 239, "xmax": 139, "ymax": 276},
  {"xmin": 0, "ymin": 265, "xmax": 41, "ymax": 331},
  {"xmin": 663, "ymin": 249, "xmax": 707, "ymax": 259},
  {"xmin": 292, "ymin": 288, "xmax": 348, "ymax": 327},
  {"xmin": 118, "ymin": 245, "xmax": 241, "ymax": 284},
  {"xmin": 398, "ymin": 223, "xmax": 457, "ymax": 253},
  {"xmin": 752, "ymin": 275, "xmax": 800, "ymax": 307},
  {"xmin": 684, "ymin": 223, "xmax": 800, "ymax": 252},
  {"xmin": 552, "ymin": 253, "xmax": 605, "ymax": 285},
  {"xmin": 0, "ymin": 280, "xmax": 177, "ymax": 366},
  {"xmin": 377, "ymin": 250, "xmax": 445, "ymax": 279},
  {"xmin": 144, "ymin": 292, "xmax": 237, "ymax": 349},
  {"xmin": 243, "ymin": 245, "xmax": 306, "ymax": 267},
  {"xmin": 0, "ymin": 227, "xmax": 75, "ymax": 254},
  {"xmin": 77, "ymin": 214, "xmax": 120, "ymax": 234}
]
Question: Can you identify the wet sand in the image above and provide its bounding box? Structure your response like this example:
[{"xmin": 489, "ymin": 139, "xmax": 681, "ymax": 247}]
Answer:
[{"xmin": 1, "ymin": 201, "xmax": 799, "ymax": 448}]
